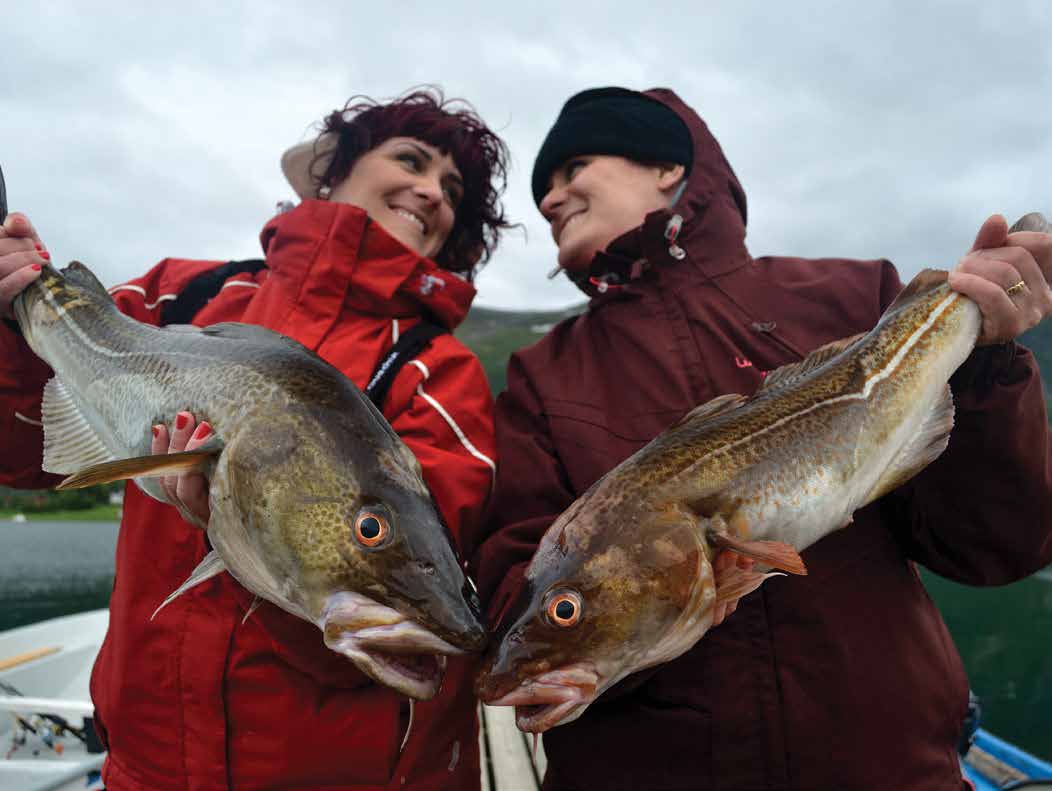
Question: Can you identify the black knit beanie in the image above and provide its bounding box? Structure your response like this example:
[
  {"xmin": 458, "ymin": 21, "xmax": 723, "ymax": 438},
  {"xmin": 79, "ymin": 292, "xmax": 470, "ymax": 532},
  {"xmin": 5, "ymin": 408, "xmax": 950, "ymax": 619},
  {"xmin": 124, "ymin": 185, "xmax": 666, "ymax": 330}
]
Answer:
[{"xmin": 531, "ymin": 87, "xmax": 694, "ymax": 206}]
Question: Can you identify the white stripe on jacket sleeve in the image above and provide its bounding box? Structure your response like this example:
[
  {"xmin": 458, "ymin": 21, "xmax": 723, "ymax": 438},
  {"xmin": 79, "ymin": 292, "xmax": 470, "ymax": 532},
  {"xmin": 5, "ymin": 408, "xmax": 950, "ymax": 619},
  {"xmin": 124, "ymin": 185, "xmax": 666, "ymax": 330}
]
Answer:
[{"xmin": 408, "ymin": 359, "xmax": 496, "ymax": 482}]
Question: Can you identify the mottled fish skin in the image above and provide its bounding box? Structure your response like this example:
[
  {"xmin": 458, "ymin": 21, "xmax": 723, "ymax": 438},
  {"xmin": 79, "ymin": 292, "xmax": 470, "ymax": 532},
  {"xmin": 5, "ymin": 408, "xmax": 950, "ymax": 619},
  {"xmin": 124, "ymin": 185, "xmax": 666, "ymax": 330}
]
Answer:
[
  {"xmin": 14, "ymin": 261, "xmax": 486, "ymax": 699},
  {"xmin": 477, "ymin": 266, "xmax": 987, "ymax": 732}
]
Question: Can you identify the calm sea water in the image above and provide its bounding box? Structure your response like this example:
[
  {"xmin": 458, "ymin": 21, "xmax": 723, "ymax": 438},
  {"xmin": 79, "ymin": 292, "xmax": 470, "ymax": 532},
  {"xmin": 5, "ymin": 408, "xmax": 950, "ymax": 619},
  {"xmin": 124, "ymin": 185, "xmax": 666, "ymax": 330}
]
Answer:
[{"xmin": 2, "ymin": 520, "xmax": 1050, "ymax": 762}]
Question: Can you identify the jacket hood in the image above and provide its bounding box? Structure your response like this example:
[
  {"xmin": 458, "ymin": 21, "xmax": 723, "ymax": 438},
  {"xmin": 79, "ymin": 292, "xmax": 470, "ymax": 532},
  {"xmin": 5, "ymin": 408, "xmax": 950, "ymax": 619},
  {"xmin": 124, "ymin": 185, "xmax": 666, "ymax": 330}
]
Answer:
[
  {"xmin": 258, "ymin": 200, "xmax": 477, "ymax": 331},
  {"xmin": 570, "ymin": 88, "xmax": 750, "ymax": 297}
]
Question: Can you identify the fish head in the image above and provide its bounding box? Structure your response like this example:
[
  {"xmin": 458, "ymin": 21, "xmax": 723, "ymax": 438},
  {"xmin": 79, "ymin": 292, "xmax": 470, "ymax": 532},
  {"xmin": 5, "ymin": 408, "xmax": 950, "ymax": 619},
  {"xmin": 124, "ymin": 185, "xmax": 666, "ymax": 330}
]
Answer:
[
  {"xmin": 476, "ymin": 497, "xmax": 715, "ymax": 732},
  {"xmin": 220, "ymin": 407, "xmax": 486, "ymax": 700}
]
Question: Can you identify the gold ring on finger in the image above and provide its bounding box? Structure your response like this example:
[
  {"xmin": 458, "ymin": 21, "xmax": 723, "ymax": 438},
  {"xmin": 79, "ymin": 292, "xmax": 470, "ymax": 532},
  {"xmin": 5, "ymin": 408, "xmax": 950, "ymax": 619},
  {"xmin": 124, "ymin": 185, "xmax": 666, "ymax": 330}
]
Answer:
[{"xmin": 1005, "ymin": 280, "xmax": 1027, "ymax": 297}]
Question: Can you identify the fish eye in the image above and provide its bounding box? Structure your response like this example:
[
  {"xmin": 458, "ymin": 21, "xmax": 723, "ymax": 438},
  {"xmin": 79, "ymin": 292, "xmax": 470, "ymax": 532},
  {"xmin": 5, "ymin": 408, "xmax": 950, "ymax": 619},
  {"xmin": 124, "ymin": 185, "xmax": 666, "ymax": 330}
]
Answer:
[
  {"xmin": 354, "ymin": 510, "xmax": 390, "ymax": 548},
  {"xmin": 545, "ymin": 590, "xmax": 582, "ymax": 627}
]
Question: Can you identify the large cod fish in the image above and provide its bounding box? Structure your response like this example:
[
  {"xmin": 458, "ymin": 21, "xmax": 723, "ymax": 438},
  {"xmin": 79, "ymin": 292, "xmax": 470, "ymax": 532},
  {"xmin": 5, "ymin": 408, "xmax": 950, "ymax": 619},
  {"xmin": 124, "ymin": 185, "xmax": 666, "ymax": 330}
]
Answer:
[
  {"xmin": 477, "ymin": 213, "xmax": 1051, "ymax": 733},
  {"xmin": 13, "ymin": 260, "xmax": 486, "ymax": 700}
]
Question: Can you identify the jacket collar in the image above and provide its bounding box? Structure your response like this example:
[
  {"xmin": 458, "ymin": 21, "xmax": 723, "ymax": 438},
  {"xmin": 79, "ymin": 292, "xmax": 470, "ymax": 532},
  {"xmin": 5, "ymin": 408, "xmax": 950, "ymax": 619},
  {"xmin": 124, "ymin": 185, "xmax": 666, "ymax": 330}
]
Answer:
[{"xmin": 259, "ymin": 200, "xmax": 476, "ymax": 330}]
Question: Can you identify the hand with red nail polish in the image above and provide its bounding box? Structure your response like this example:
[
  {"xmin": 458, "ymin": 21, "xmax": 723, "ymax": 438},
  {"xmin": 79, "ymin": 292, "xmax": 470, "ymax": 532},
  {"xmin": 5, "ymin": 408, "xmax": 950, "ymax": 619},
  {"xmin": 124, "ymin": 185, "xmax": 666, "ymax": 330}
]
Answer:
[
  {"xmin": 150, "ymin": 411, "xmax": 212, "ymax": 525},
  {"xmin": 0, "ymin": 213, "xmax": 47, "ymax": 320}
]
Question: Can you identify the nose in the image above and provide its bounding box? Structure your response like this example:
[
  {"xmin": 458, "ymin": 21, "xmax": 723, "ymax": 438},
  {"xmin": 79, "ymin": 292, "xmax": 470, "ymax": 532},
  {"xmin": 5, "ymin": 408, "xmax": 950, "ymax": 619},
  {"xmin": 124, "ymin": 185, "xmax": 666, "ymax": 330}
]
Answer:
[
  {"xmin": 412, "ymin": 174, "xmax": 444, "ymax": 207},
  {"xmin": 538, "ymin": 185, "xmax": 566, "ymax": 221}
]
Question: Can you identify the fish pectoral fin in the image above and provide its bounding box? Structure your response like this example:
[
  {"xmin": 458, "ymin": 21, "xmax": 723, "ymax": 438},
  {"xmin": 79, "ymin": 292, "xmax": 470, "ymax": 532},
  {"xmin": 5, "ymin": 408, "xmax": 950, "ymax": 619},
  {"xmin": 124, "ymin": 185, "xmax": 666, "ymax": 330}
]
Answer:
[
  {"xmin": 56, "ymin": 437, "xmax": 223, "ymax": 490},
  {"xmin": 708, "ymin": 530, "xmax": 808, "ymax": 575},
  {"xmin": 40, "ymin": 377, "xmax": 116, "ymax": 475},
  {"xmin": 151, "ymin": 550, "xmax": 227, "ymax": 620},
  {"xmin": 865, "ymin": 384, "xmax": 955, "ymax": 504},
  {"xmin": 714, "ymin": 565, "xmax": 787, "ymax": 606}
]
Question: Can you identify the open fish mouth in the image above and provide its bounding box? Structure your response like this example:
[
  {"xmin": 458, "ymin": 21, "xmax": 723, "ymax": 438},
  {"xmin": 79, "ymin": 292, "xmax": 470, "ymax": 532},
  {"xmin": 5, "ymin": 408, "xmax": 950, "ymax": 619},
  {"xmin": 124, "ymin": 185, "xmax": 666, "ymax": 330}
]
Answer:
[
  {"xmin": 482, "ymin": 663, "xmax": 600, "ymax": 733},
  {"xmin": 320, "ymin": 591, "xmax": 465, "ymax": 700}
]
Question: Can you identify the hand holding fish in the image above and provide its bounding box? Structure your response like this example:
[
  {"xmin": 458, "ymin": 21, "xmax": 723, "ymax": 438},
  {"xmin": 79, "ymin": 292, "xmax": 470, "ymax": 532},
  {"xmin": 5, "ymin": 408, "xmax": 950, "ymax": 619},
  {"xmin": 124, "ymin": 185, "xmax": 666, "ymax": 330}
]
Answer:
[
  {"xmin": 0, "ymin": 213, "xmax": 46, "ymax": 319},
  {"xmin": 948, "ymin": 213, "xmax": 1052, "ymax": 345},
  {"xmin": 151, "ymin": 411, "xmax": 212, "ymax": 526}
]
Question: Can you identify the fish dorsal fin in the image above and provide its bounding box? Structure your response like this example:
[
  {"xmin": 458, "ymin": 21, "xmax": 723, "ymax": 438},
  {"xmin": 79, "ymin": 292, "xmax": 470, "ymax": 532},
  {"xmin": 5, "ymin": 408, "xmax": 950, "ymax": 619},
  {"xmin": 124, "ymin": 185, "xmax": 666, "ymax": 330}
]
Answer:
[
  {"xmin": 201, "ymin": 321, "xmax": 303, "ymax": 349},
  {"xmin": 759, "ymin": 334, "xmax": 864, "ymax": 393},
  {"xmin": 885, "ymin": 269, "xmax": 950, "ymax": 315},
  {"xmin": 669, "ymin": 393, "xmax": 748, "ymax": 431},
  {"xmin": 40, "ymin": 377, "xmax": 116, "ymax": 474},
  {"xmin": 151, "ymin": 550, "xmax": 227, "ymax": 620},
  {"xmin": 864, "ymin": 384, "xmax": 955, "ymax": 504},
  {"xmin": 1009, "ymin": 212, "xmax": 1050, "ymax": 233},
  {"xmin": 61, "ymin": 261, "xmax": 113, "ymax": 300},
  {"xmin": 55, "ymin": 436, "xmax": 224, "ymax": 490}
]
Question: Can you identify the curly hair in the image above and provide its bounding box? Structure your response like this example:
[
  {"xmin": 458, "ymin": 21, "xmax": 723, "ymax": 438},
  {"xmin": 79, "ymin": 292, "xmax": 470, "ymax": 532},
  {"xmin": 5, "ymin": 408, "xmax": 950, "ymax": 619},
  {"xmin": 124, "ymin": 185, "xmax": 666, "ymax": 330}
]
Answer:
[{"xmin": 310, "ymin": 87, "xmax": 512, "ymax": 280}]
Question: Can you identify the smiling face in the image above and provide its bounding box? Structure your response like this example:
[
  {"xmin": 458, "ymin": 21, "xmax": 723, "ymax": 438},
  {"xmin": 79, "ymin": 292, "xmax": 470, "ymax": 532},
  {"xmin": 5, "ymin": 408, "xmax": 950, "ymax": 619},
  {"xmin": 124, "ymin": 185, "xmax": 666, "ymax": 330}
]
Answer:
[
  {"xmin": 538, "ymin": 156, "xmax": 685, "ymax": 274},
  {"xmin": 329, "ymin": 136, "xmax": 464, "ymax": 260}
]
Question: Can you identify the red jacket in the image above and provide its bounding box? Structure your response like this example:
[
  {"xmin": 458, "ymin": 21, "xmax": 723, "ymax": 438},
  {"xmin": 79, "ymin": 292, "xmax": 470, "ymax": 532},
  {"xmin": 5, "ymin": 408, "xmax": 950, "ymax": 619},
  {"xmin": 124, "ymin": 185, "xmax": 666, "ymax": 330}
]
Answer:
[
  {"xmin": 472, "ymin": 89, "xmax": 1052, "ymax": 790},
  {"xmin": 0, "ymin": 201, "xmax": 496, "ymax": 790}
]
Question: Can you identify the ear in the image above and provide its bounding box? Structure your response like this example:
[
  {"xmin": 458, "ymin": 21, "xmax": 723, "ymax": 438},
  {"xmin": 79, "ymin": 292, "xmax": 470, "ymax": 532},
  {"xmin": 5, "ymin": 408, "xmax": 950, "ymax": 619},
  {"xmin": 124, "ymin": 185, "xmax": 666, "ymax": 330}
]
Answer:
[{"xmin": 656, "ymin": 163, "xmax": 686, "ymax": 193}]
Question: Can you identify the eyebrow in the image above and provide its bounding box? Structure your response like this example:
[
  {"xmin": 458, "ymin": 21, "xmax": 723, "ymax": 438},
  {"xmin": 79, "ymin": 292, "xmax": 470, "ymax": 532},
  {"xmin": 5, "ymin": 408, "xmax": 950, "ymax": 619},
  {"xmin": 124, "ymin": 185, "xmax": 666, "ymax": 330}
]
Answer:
[{"xmin": 407, "ymin": 142, "xmax": 463, "ymax": 188}]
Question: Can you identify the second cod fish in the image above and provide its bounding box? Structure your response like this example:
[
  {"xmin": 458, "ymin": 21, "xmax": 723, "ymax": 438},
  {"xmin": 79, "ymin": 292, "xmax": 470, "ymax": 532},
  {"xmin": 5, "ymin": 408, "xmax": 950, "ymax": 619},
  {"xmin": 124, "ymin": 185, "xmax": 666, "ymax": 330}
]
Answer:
[
  {"xmin": 477, "ymin": 213, "xmax": 1050, "ymax": 732},
  {"xmin": 14, "ymin": 260, "xmax": 486, "ymax": 700}
]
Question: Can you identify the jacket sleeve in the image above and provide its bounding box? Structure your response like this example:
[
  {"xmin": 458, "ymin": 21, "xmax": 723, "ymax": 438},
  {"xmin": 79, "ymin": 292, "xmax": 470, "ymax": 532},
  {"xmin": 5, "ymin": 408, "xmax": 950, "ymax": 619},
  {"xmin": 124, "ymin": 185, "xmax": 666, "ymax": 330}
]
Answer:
[
  {"xmin": 887, "ymin": 340, "xmax": 1052, "ymax": 584},
  {"xmin": 470, "ymin": 352, "xmax": 576, "ymax": 624},
  {"xmin": 386, "ymin": 336, "xmax": 497, "ymax": 560},
  {"xmin": 0, "ymin": 322, "xmax": 60, "ymax": 488}
]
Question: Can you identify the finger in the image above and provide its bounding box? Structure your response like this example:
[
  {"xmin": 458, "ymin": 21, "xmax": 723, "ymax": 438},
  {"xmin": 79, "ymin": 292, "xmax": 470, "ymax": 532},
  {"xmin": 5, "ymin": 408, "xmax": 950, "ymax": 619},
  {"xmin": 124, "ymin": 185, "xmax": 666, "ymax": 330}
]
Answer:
[
  {"xmin": 969, "ymin": 214, "xmax": 1009, "ymax": 253},
  {"xmin": 1006, "ymin": 230, "xmax": 1052, "ymax": 284},
  {"xmin": 152, "ymin": 423, "xmax": 179, "ymax": 501},
  {"xmin": 948, "ymin": 269, "xmax": 1026, "ymax": 344},
  {"xmin": 162, "ymin": 412, "xmax": 195, "ymax": 499},
  {"xmin": 0, "ymin": 263, "xmax": 43, "ymax": 319},
  {"xmin": 0, "ymin": 213, "xmax": 42, "ymax": 244},
  {"xmin": 176, "ymin": 422, "xmax": 212, "ymax": 523},
  {"xmin": 168, "ymin": 411, "xmax": 196, "ymax": 453},
  {"xmin": 712, "ymin": 602, "xmax": 727, "ymax": 626}
]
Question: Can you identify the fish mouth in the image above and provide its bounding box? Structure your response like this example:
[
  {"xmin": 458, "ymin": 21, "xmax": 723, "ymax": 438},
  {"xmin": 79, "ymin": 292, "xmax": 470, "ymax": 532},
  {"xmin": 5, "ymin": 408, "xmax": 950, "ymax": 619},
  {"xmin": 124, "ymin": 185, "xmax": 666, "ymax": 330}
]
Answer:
[
  {"xmin": 481, "ymin": 663, "xmax": 599, "ymax": 733},
  {"xmin": 320, "ymin": 591, "xmax": 465, "ymax": 700}
]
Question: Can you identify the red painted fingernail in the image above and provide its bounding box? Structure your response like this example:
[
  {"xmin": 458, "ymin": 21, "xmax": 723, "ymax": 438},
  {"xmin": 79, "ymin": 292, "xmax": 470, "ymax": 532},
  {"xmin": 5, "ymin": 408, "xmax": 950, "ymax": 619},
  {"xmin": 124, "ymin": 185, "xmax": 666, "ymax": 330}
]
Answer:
[
  {"xmin": 39, "ymin": 251, "xmax": 50, "ymax": 260},
  {"xmin": 34, "ymin": 243, "xmax": 43, "ymax": 251},
  {"xmin": 31, "ymin": 264, "xmax": 41, "ymax": 271},
  {"xmin": 152, "ymin": 425, "xmax": 160, "ymax": 438},
  {"xmin": 192, "ymin": 422, "xmax": 212, "ymax": 440},
  {"xmin": 175, "ymin": 413, "xmax": 189, "ymax": 431}
]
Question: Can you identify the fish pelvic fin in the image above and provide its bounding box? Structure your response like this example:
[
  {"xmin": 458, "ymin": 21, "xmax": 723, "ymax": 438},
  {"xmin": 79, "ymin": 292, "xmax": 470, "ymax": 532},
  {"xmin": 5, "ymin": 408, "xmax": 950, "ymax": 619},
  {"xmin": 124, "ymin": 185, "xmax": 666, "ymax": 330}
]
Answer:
[
  {"xmin": 707, "ymin": 530, "xmax": 808, "ymax": 576},
  {"xmin": 55, "ymin": 436, "xmax": 223, "ymax": 490},
  {"xmin": 151, "ymin": 550, "xmax": 227, "ymax": 620},
  {"xmin": 865, "ymin": 384, "xmax": 955, "ymax": 504},
  {"xmin": 714, "ymin": 566, "xmax": 787, "ymax": 607},
  {"xmin": 40, "ymin": 377, "xmax": 116, "ymax": 475}
]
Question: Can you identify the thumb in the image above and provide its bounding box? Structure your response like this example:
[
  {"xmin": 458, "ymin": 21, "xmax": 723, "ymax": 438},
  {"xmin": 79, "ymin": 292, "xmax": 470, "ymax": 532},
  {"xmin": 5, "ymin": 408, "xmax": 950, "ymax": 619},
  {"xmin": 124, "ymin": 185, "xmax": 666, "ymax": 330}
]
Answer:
[{"xmin": 970, "ymin": 214, "xmax": 1009, "ymax": 252}]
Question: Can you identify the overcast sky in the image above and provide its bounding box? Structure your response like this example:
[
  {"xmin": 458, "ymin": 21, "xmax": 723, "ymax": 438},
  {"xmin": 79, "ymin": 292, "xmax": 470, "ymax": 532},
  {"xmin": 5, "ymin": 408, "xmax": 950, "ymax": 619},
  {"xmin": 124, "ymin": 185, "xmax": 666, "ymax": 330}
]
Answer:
[{"xmin": 3, "ymin": 2, "xmax": 1049, "ymax": 310}]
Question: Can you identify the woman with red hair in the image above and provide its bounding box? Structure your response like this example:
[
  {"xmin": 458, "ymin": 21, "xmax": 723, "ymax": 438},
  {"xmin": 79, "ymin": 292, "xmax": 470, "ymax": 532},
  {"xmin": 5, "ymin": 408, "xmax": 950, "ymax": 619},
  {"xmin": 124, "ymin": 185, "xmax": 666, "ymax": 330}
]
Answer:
[{"xmin": 0, "ymin": 87, "xmax": 511, "ymax": 791}]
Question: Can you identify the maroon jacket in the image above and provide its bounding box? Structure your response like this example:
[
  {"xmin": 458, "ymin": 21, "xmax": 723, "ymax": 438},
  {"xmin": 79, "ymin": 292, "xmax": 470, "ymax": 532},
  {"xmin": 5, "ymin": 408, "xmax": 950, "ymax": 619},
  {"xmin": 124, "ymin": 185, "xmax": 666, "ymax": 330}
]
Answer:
[{"xmin": 472, "ymin": 89, "xmax": 1052, "ymax": 791}]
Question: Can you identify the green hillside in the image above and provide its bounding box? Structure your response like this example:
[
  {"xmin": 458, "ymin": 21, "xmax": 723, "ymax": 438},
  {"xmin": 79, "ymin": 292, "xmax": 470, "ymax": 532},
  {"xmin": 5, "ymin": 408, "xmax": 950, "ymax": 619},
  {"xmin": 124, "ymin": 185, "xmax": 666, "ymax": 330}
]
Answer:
[{"xmin": 455, "ymin": 305, "xmax": 584, "ymax": 394}]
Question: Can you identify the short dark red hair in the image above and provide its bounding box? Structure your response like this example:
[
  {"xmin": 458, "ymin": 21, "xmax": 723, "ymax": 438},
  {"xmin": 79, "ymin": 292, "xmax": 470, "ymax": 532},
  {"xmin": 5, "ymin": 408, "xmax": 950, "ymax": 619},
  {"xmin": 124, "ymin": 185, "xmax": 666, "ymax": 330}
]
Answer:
[{"xmin": 310, "ymin": 87, "xmax": 511, "ymax": 279}]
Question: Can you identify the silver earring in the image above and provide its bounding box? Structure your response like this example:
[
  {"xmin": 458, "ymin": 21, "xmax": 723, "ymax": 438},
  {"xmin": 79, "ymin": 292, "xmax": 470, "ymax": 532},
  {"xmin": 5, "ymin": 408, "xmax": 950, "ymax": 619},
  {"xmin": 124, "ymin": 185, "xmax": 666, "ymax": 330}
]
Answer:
[{"xmin": 317, "ymin": 185, "xmax": 332, "ymax": 200}]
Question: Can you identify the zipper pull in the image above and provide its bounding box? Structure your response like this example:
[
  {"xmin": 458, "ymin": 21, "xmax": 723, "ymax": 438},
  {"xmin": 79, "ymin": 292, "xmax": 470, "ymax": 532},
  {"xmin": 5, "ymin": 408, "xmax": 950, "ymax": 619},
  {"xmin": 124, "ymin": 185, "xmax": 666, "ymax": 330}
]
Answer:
[{"xmin": 664, "ymin": 214, "xmax": 686, "ymax": 260}]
